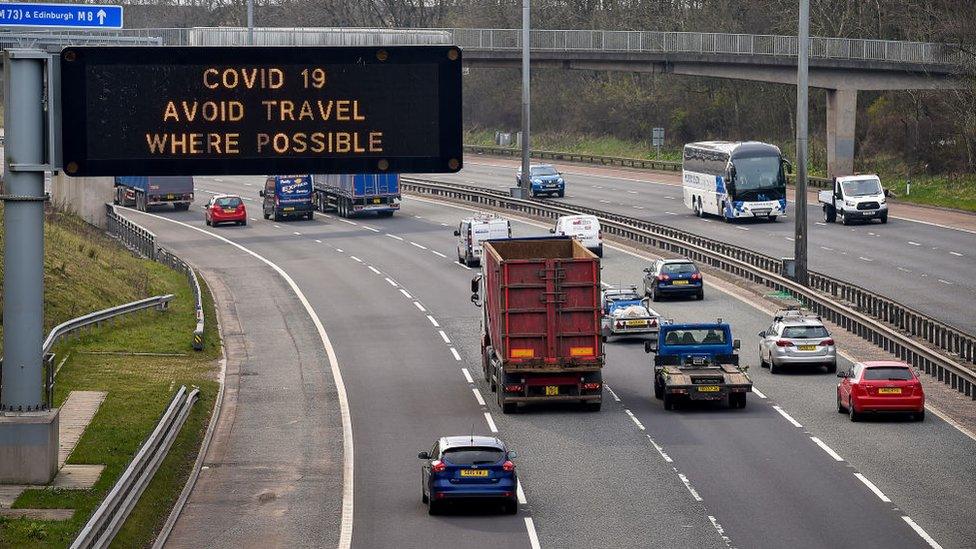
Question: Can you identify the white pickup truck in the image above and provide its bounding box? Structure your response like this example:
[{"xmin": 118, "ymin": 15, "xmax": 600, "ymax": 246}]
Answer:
[{"xmin": 818, "ymin": 174, "xmax": 889, "ymax": 225}]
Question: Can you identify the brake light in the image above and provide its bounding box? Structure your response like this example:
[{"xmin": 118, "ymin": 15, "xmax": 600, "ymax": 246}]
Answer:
[
  {"xmin": 431, "ymin": 460, "xmax": 446, "ymax": 473},
  {"xmin": 650, "ymin": 319, "xmax": 658, "ymax": 327},
  {"xmin": 615, "ymin": 321, "xmax": 624, "ymax": 329},
  {"xmin": 820, "ymin": 339, "xmax": 834, "ymax": 346},
  {"xmin": 598, "ymin": 230, "xmax": 603, "ymax": 240},
  {"xmin": 776, "ymin": 340, "xmax": 793, "ymax": 347},
  {"xmin": 657, "ymin": 274, "xmax": 670, "ymax": 281},
  {"xmin": 502, "ymin": 460, "xmax": 515, "ymax": 472},
  {"xmin": 504, "ymin": 384, "xmax": 524, "ymax": 393},
  {"xmin": 691, "ymin": 272, "xmax": 702, "ymax": 280},
  {"xmin": 582, "ymin": 382, "xmax": 601, "ymax": 391}
]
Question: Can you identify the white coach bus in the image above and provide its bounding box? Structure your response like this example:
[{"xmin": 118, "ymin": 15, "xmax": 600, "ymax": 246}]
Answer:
[{"xmin": 682, "ymin": 141, "xmax": 789, "ymax": 222}]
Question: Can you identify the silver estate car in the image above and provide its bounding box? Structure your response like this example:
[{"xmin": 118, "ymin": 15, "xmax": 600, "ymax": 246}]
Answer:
[{"xmin": 758, "ymin": 309, "xmax": 837, "ymax": 374}]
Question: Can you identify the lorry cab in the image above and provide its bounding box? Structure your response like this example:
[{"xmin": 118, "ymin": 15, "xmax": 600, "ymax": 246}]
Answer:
[
  {"xmin": 819, "ymin": 174, "xmax": 888, "ymax": 225},
  {"xmin": 551, "ymin": 214, "xmax": 603, "ymax": 257},
  {"xmin": 260, "ymin": 175, "xmax": 314, "ymax": 221},
  {"xmin": 454, "ymin": 214, "xmax": 511, "ymax": 267}
]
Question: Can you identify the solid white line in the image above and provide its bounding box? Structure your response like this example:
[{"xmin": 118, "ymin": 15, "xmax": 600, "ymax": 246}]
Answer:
[
  {"xmin": 472, "ymin": 388, "xmax": 486, "ymax": 406},
  {"xmin": 431, "ymin": 250, "xmax": 447, "ymax": 258},
  {"xmin": 524, "ymin": 518, "xmax": 541, "ymax": 549},
  {"xmin": 646, "ymin": 435, "xmax": 673, "ymax": 463},
  {"xmin": 751, "ymin": 387, "xmax": 767, "ymax": 399},
  {"xmin": 461, "ymin": 367, "xmax": 473, "ymax": 383},
  {"xmin": 451, "ymin": 348, "xmax": 462, "ymax": 362},
  {"xmin": 516, "ymin": 480, "xmax": 527, "ymax": 504},
  {"xmin": 810, "ymin": 436, "xmax": 844, "ymax": 461},
  {"xmin": 362, "ymin": 226, "xmax": 380, "ymax": 232},
  {"xmin": 854, "ymin": 473, "xmax": 892, "ymax": 502},
  {"xmin": 708, "ymin": 516, "xmax": 734, "ymax": 548},
  {"xmin": 413, "ymin": 301, "xmax": 427, "ymax": 312},
  {"xmin": 350, "ymin": 256, "xmax": 362, "ymax": 263},
  {"xmin": 410, "ymin": 242, "xmax": 428, "ymax": 250},
  {"xmin": 426, "ymin": 315, "xmax": 440, "ymax": 327},
  {"xmin": 772, "ymin": 405, "xmax": 803, "ymax": 428},
  {"xmin": 624, "ymin": 409, "xmax": 646, "ymax": 431},
  {"xmin": 484, "ymin": 412, "xmax": 498, "ymax": 433},
  {"xmin": 386, "ymin": 233, "xmax": 404, "ymax": 241},
  {"xmin": 902, "ymin": 516, "xmax": 944, "ymax": 549},
  {"xmin": 677, "ymin": 473, "xmax": 703, "ymax": 502},
  {"xmin": 125, "ymin": 209, "xmax": 355, "ymax": 548},
  {"xmin": 605, "ymin": 385, "xmax": 621, "ymax": 402},
  {"xmin": 367, "ymin": 266, "xmax": 382, "ymax": 275},
  {"xmin": 399, "ymin": 289, "xmax": 413, "ymax": 299},
  {"xmin": 384, "ymin": 277, "xmax": 398, "ymax": 287},
  {"xmin": 339, "ymin": 219, "xmax": 357, "ymax": 225},
  {"xmin": 438, "ymin": 330, "xmax": 451, "ymax": 344}
]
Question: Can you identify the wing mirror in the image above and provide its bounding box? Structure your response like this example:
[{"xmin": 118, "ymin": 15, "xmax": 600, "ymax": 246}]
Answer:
[
  {"xmin": 507, "ymin": 450, "xmax": 518, "ymax": 459},
  {"xmin": 418, "ymin": 451, "xmax": 430, "ymax": 459},
  {"xmin": 884, "ymin": 188, "xmax": 891, "ymax": 198},
  {"xmin": 758, "ymin": 331, "xmax": 766, "ymax": 338},
  {"xmin": 259, "ymin": 190, "xmax": 265, "ymax": 197},
  {"xmin": 643, "ymin": 267, "xmax": 652, "ymax": 273},
  {"xmin": 549, "ymin": 228, "xmax": 556, "ymax": 234},
  {"xmin": 644, "ymin": 340, "xmax": 658, "ymax": 354},
  {"xmin": 733, "ymin": 339, "xmax": 741, "ymax": 350},
  {"xmin": 836, "ymin": 371, "xmax": 848, "ymax": 378},
  {"xmin": 783, "ymin": 159, "xmax": 793, "ymax": 174},
  {"xmin": 454, "ymin": 230, "xmax": 461, "ymax": 237}
]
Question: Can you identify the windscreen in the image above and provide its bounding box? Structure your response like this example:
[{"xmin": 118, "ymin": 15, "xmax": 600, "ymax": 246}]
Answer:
[
  {"xmin": 531, "ymin": 166, "xmax": 558, "ymax": 176},
  {"xmin": 662, "ymin": 329, "xmax": 727, "ymax": 346},
  {"xmin": 863, "ymin": 367, "xmax": 913, "ymax": 381},
  {"xmin": 841, "ymin": 178, "xmax": 882, "ymax": 197},
  {"xmin": 216, "ymin": 197, "xmax": 242, "ymax": 207},
  {"xmin": 731, "ymin": 155, "xmax": 785, "ymax": 195},
  {"xmin": 662, "ymin": 263, "xmax": 697, "ymax": 275},
  {"xmin": 782, "ymin": 326, "xmax": 829, "ymax": 339},
  {"xmin": 442, "ymin": 447, "xmax": 504, "ymax": 466}
]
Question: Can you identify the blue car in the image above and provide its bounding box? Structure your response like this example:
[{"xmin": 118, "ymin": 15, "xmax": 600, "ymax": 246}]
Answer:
[
  {"xmin": 516, "ymin": 164, "xmax": 565, "ymax": 198},
  {"xmin": 643, "ymin": 258, "xmax": 704, "ymax": 301},
  {"xmin": 418, "ymin": 436, "xmax": 518, "ymax": 515}
]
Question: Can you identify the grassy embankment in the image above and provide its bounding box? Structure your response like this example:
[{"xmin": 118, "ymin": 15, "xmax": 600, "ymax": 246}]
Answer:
[
  {"xmin": 0, "ymin": 208, "xmax": 220, "ymax": 548},
  {"xmin": 465, "ymin": 129, "xmax": 976, "ymax": 213}
]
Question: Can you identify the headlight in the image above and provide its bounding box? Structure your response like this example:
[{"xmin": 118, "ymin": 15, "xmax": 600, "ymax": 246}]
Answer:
[
  {"xmin": 845, "ymin": 200, "xmax": 855, "ymax": 207},
  {"xmin": 532, "ymin": 179, "xmax": 541, "ymax": 184},
  {"xmin": 879, "ymin": 198, "xmax": 886, "ymax": 204}
]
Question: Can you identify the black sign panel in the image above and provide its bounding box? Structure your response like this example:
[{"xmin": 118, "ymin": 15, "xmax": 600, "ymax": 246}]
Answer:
[{"xmin": 59, "ymin": 46, "xmax": 462, "ymax": 176}]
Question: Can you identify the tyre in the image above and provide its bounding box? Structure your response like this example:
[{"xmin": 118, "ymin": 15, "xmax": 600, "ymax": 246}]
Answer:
[
  {"xmin": 465, "ymin": 256, "xmax": 477, "ymax": 268},
  {"xmin": 837, "ymin": 393, "xmax": 845, "ymax": 413},
  {"xmin": 823, "ymin": 206, "xmax": 836, "ymax": 223},
  {"xmin": 427, "ymin": 501, "xmax": 441, "ymax": 515},
  {"xmin": 422, "ymin": 490, "xmax": 429, "ymax": 504},
  {"xmin": 738, "ymin": 394, "xmax": 748, "ymax": 409},
  {"xmin": 696, "ymin": 290, "xmax": 704, "ymax": 301},
  {"xmin": 650, "ymin": 286, "xmax": 659, "ymax": 302},
  {"xmin": 205, "ymin": 218, "xmax": 211, "ymax": 226},
  {"xmin": 263, "ymin": 210, "xmax": 270, "ymax": 220},
  {"xmin": 840, "ymin": 211, "xmax": 850, "ymax": 226},
  {"xmin": 880, "ymin": 213, "xmax": 888, "ymax": 224},
  {"xmin": 654, "ymin": 378, "xmax": 663, "ymax": 399},
  {"xmin": 769, "ymin": 359, "xmax": 779, "ymax": 375},
  {"xmin": 482, "ymin": 349, "xmax": 491, "ymax": 383},
  {"xmin": 583, "ymin": 401, "xmax": 602, "ymax": 412},
  {"xmin": 759, "ymin": 349, "xmax": 769, "ymax": 369},
  {"xmin": 915, "ymin": 409, "xmax": 925, "ymax": 422},
  {"xmin": 504, "ymin": 499, "xmax": 518, "ymax": 515},
  {"xmin": 692, "ymin": 199, "xmax": 701, "ymax": 217},
  {"xmin": 826, "ymin": 361, "xmax": 837, "ymax": 374},
  {"xmin": 307, "ymin": 211, "xmax": 314, "ymax": 220},
  {"xmin": 594, "ymin": 245, "xmax": 604, "ymax": 258},
  {"xmin": 274, "ymin": 212, "xmax": 282, "ymax": 222},
  {"xmin": 557, "ymin": 190, "xmax": 565, "ymax": 198},
  {"xmin": 378, "ymin": 211, "xmax": 394, "ymax": 218},
  {"xmin": 502, "ymin": 402, "xmax": 517, "ymax": 414},
  {"xmin": 241, "ymin": 219, "xmax": 247, "ymax": 226},
  {"xmin": 663, "ymin": 392, "xmax": 674, "ymax": 411},
  {"xmin": 849, "ymin": 399, "xmax": 860, "ymax": 422}
]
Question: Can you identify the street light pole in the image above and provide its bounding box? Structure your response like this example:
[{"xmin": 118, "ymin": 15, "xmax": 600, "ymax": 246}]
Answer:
[
  {"xmin": 519, "ymin": 0, "xmax": 531, "ymax": 199},
  {"xmin": 794, "ymin": 0, "xmax": 810, "ymax": 285},
  {"xmin": 247, "ymin": 0, "xmax": 254, "ymax": 46}
]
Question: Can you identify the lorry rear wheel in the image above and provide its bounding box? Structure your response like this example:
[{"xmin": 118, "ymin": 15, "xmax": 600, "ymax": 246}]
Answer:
[
  {"xmin": 653, "ymin": 378, "xmax": 663, "ymax": 400},
  {"xmin": 502, "ymin": 402, "xmax": 517, "ymax": 414},
  {"xmin": 663, "ymin": 392, "xmax": 674, "ymax": 411}
]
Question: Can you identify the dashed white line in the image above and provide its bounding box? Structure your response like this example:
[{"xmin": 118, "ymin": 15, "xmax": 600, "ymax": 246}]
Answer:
[
  {"xmin": 426, "ymin": 315, "xmax": 440, "ymax": 327},
  {"xmin": 624, "ymin": 409, "xmax": 646, "ymax": 431},
  {"xmin": 677, "ymin": 473, "xmax": 703, "ymax": 501},
  {"xmin": 665, "ymin": 196, "xmax": 676, "ymax": 199},
  {"xmin": 451, "ymin": 348, "xmax": 462, "ymax": 362},
  {"xmin": 516, "ymin": 480, "xmax": 527, "ymax": 505},
  {"xmin": 413, "ymin": 302, "xmax": 426, "ymax": 312},
  {"xmin": 273, "ymin": 224, "xmax": 282, "ymax": 229},
  {"xmin": 665, "ymin": 211, "xmax": 678, "ymax": 215},
  {"xmin": 751, "ymin": 387, "xmax": 767, "ymax": 399},
  {"xmin": 628, "ymin": 190, "xmax": 638, "ymax": 194},
  {"xmin": 897, "ymin": 267, "xmax": 912, "ymax": 273},
  {"xmin": 431, "ymin": 250, "xmax": 447, "ymax": 258},
  {"xmin": 938, "ymin": 279, "xmax": 953, "ymax": 285},
  {"xmin": 810, "ymin": 436, "xmax": 844, "ymax": 461},
  {"xmin": 484, "ymin": 412, "xmax": 498, "ymax": 433},
  {"xmin": 902, "ymin": 516, "xmax": 944, "ymax": 549},
  {"xmin": 410, "ymin": 242, "xmax": 428, "ymax": 250},
  {"xmin": 315, "ymin": 239, "xmax": 322, "ymax": 243},
  {"xmin": 909, "ymin": 241, "xmax": 921, "ymax": 246},
  {"xmin": 524, "ymin": 518, "xmax": 541, "ymax": 549},
  {"xmin": 362, "ymin": 226, "xmax": 380, "ymax": 232},
  {"xmin": 336, "ymin": 248, "xmax": 344, "ymax": 253},
  {"xmin": 461, "ymin": 367, "xmax": 473, "ymax": 383},
  {"xmin": 647, "ymin": 435, "xmax": 673, "ymax": 463},
  {"xmin": 399, "ymin": 289, "xmax": 413, "ymax": 299},
  {"xmin": 600, "ymin": 281, "xmax": 612, "ymax": 288},
  {"xmin": 350, "ymin": 256, "xmax": 363, "ymax": 263},
  {"xmin": 815, "ymin": 222, "xmax": 827, "ymax": 226},
  {"xmin": 736, "ymin": 226, "xmax": 750, "ymax": 231},
  {"xmin": 384, "ymin": 277, "xmax": 398, "ymax": 287},
  {"xmin": 367, "ymin": 266, "xmax": 382, "ymax": 275},
  {"xmin": 772, "ymin": 405, "xmax": 803, "ymax": 427},
  {"xmin": 250, "ymin": 217, "xmax": 258, "ymax": 221},
  {"xmin": 820, "ymin": 246, "xmax": 834, "ymax": 251},
  {"xmin": 457, "ymin": 262, "xmax": 472, "ymax": 270},
  {"xmin": 950, "ymin": 251, "xmax": 963, "ymax": 257},
  {"xmin": 859, "ymin": 256, "xmax": 873, "ymax": 262},
  {"xmin": 785, "ymin": 237, "xmax": 795, "ymax": 242},
  {"xmin": 438, "ymin": 330, "xmax": 451, "ymax": 344},
  {"xmin": 605, "ymin": 385, "xmax": 621, "ymax": 402},
  {"xmin": 293, "ymin": 231, "xmax": 302, "ymax": 236},
  {"xmin": 854, "ymin": 473, "xmax": 891, "ymax": 503},
  {"xmin": 599, "ymin": 199, "xmax": 611, "ymax": 204},
  {"xmin": 339, "ymin": 219, "xmax": 357, "ymax": 225},
  {"xmin": 472, "ymin": 388, "xmax": 486, "ymax": 406}
]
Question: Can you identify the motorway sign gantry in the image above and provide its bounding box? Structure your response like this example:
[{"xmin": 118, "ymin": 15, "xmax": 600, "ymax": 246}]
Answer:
[
  {"xmin": 0, "ymin": 3, "xmax": 123, "ymax": 30},
  {"xmin": 58, "ymin": 46, "xmax": 463, "ymax": 176}
]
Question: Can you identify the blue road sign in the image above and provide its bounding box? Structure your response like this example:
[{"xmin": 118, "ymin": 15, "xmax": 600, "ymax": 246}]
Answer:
[{"xmin": 0, "ymin": 3, "xmax": 123, "ymax": 30}]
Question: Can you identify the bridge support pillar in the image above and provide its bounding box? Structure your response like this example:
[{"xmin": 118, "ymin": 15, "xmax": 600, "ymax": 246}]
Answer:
[{"xmin": 826, "ymin": 88, "xmax": 857, "ymax": 178}]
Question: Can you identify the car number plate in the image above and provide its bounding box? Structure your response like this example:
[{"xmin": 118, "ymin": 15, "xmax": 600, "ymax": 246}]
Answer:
[
  {"xmin": 373, "ymin": 198, "xmax": 382, "ymax": 204},
  {"xmin": 460, "ymin": 469, "xmax": 489, "ymax": 477},
  {"xmin": 626, "ymin": 320, "xmax": 647, "ymax": 327},
  {"xmin": 878, "ymin": 388, "xmax": 902, "ymax": 394},
  {"xmin": 545, "ymin": 385, "xmax": 559, "ymax": 396},
  {"xmin": 673, "ymin": 280, "xmax": 689, "ymax": 285},
  {"xmin": 223, "ymin": 208, "xmax": 236, "ymax": 213},
  {"xmin": 697, "ymin": 385, "xmax": 720, "ymax": 392},
  {"xmin": 283, "ymin": 207, "xmax": 294, "ymax": 211},
  {"xmin": 798, "ymin": 345, "xmax": 816, "ymax": 351}
]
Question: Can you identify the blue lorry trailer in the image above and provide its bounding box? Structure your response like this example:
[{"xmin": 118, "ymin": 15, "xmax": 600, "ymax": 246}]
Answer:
[
  {"xmin": 311, "ymin": 173, "xmax": 400, "ymax": 218},
  {"xmin": 114, "ymin": 176, "xmax": 194, "ymax": 211}
]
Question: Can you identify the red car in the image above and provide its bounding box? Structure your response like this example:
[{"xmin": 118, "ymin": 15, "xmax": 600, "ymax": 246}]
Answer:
[
  {"xmin": 205, "ymin": 195, "xmax": 247, "ymax": 227},
  {"xmin": 837, "ymin": 361, "xmax": 925, "ymax": 421}
]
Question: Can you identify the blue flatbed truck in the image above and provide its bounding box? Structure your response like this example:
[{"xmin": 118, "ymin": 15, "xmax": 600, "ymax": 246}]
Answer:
[
  {"xmin": 311, "ymin": 173, "xmax": 400, "ymax": 218},
  {"xmin": 645, "ymin": 321, "xmax": 751, "ymax": 410},
  {"xmin": 114, "ymin": 176, "xmax": 194, "ymax": 211}
]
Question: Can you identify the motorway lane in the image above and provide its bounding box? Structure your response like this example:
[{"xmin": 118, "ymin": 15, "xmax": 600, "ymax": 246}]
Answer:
[{"xmin": 423, "ymin": 160, "xmax": 976, "ymax": 334}]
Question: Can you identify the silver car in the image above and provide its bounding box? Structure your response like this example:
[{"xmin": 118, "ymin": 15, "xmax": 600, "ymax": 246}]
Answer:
[{"xmin": 758, "ymin": 309, "xmax": 837, "ymax": 374}]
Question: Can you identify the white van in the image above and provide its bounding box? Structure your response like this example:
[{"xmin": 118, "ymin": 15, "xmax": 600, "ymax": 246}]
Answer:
[
  {"xmin": 552, "ymin": 214, "xmax": 603, "ymax": 257},
  {"xmin": 455, "ymin": 214, "xmax": 511, "ymax": 267}
]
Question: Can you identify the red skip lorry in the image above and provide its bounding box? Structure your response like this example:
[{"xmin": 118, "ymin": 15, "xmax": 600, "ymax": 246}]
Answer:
[{"xmin": 472, "ymin": 237, "xmax": 604, "ymax": 413}]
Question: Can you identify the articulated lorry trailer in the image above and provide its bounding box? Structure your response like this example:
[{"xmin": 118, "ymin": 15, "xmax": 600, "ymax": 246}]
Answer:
[
  {"xmin": 114, "ymin": 176, "xmax": 194, "ymax": 211},
  {"xmin": 473, "ymin": 237, "xmax": 604, "ymax": 413},
  {"xmin": 311, "ymin": 173, "xmax": 400, "ymax": 218}
]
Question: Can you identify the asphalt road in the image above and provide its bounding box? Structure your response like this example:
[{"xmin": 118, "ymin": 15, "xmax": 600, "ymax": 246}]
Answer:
[
  {"xmin": 422, "ymin": 159, "xmax": 976, "ymax": 335},
  {"xmin": 128, "ymin": 178, "xmax": 976, "ymax": 548}
]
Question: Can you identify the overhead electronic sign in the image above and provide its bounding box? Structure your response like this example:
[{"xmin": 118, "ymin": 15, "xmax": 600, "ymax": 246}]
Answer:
[{"xmin": 59, "ymin": 46, "xmax": 463, "ymax": 176}]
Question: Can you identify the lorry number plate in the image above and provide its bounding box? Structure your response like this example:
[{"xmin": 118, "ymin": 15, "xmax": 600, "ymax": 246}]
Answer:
[
  {"xmin": 545, "ymin": 385, "xmax": 559, "ymax": 396},
  {"xmin": 697, "ymin": 386, "xmax": 720, "ymax": 392},
  {"xmin": 373, "ymin": 198, "xmax": 382, "ymax": 204}
]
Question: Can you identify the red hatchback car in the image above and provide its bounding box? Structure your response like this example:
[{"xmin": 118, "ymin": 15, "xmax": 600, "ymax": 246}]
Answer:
[
  {"xmin": 205, "ymin": 195, "xmax": 247, "ymax": 227},
  {"xmin": 837, "ymin": 361, "xmax": 925, "ymax": 421}
]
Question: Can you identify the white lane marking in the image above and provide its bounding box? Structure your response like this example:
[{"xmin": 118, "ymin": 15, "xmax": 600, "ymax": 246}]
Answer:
[
  {"xmin": 819, "ymin": 246, "xmax": 834, "ymax": 251},
  {"xmin": 810, "ymin": 436, "xmax": 844, "ymax": 461},
  {"xmin": 909, "ymin": 241, "xmax": 921, "ymax": 246},
  {"xmin": 413, "ymin": 302, "xmax": 427, "ymax": 312},
  {"xmin": 628, "ymin": 190, "xmax": 638, "ymax": 194},
  {"xmin": 125, "ymin": 209, "xmax": 356, "ymax": 548},
  {"xmin": 242, "ymin": 197, "xmax": 254, "ymax": 202},
  {"xmin": 815, "ymin": 222, "xmax": 827, "ymax": 226},
  {"xmin": 938, "ymin": 279, "xmax": 953, "ymax": 285},
  {"xmin": 600, "ymin": 281, "xmax": 612, "ymax": 288},
  {"xmin": 605, "ymin": 384, "xmax": 621, "ymax": 402},
  {"xmin": 772, "ymin": 405, "xmax": 803, "ymax": 428},
  {"xmin": 362, "ymin": 225, "xmax": 380, "ymax": 232},
  {"xmin": 426, "ymin": 315, "xmax": 440, "ymax": 327},
  {"xmin": 751, "ymin": 387, "xmax": 767, "ymax": 399},
  {"xmin": 677, "ymin": 473, "xmax": 703, "ymax": 501},
  {"xmin": 440, "ymin": 222, "xmax": 448, "ymax": 227},
  {"xmin": 516, "ymin": 480, "xmax": 528, "ymax": 504},
  {"xmin": 451, "ymin": 348, "xmax": 462, "ymax": 362},
  {"xmin": 350, "ymin": 256, "xmax": 363, "ymax": 263},
  {"xmin": 736, "ymin": 226, "xmax": 750, "ymax": 231},
  {"xmin": 214, "ymin": 178, "xmax": 224, "ymax": 182},
  {"xmin": 484, "ymin": 412, "xmax": 498, "ymax": 433},
  {"xmin": 854, "ymin": 473, "xmax": 891, "ymax": 503},
  {"xmin": 624, "ymin": 409, "xmax": 646, "ymax": 431},
  {"xmin": 897, "ymin": 267, "xmax": 912, "ymax": 273},
  {"xmin": 339, "ymin": 219, "xmax": 357, "ymax": 225},
  {"xmin": 785, "ymin": 236, "xmax": 795, "ymax": 242},
  {"xmin": 647, "ymin": 435, "xmax": 673, "ymax": 463},
  {"xmin": 438, "ymin": 330, "xmax": 451, "ymax": 344},
  {"xmin": 461, "ymin": 367, "xmax": 473, "ymax": 383},
  {"xmin": 859, "ymin": 256, "xmax": 873, "ymax": 262},
  {"xmin": 708, "ymin": 516, "xmax": 734, "ymax": 548},
  {"xmin": 250, "ymin": 217, "xmax": 258, "ymax": 221},
  {"xmin": 367, "ymin": 266, "xmax": 382, "ymax": 275},
  {"xmin": 599, "ymin": 199, "xmax": 611, "ymax": 204},
  {"xmin": 457, "ymin": 262, "xmax": 472, "ymax": 270},
  {"xmin": 336, "ymin": 248, "xmax": 344, "ymax": 253},
  {"xmin": 273, "ymin": 224, "xmax": 282, "ymax": 229},
  {"xmin": 950, "ymin": 251, "xmax": 963, "ymax": 257},
  {"xmin": 384, "ymin": 277, "xmax": 398, "ymax": 287},
  {"xmin": 399, "ymin": 289, "xmax": 413, "ymax": 299},
  {"xmin": 203, "ymin": 190, "xmax": 219, "ymax": 195},
  {"xmin": 902, "ymin": 516, "xmax": 944, "ymax": 549},
  {"xmin": 524, "ymin": 518, "xmax": 541, "ymax": 549},
  {"xmin": 322, "ymin": 214, "xmax": 333, "ymax": 219},
  {"xmin": 414, "ymin": 215, "xmax": 423, "ymax": 218},
  {"xmin": 472, "ymin": 388, "xmax": 486, "ymax": 406},
  {"xmin": 664, "ymin": 196, "xmax": 675, "ymax": 199},
  {"xmin": 431, "ymin": 250, "xmax": 447, "ymax": 258},
  {"xmin": 701, "ymin": 219, "xmax": 712, "ymax": 223},
  {"xmin": 315, "ymin": 239, "xmax": 322, "ymax": 243},
  {"xmin": 410, "ymin": 242, "xmax": 428, "ymax": 250},
  {"xmin": 665, "ymin": 211, "xmax": 677, "ymax": 215}
]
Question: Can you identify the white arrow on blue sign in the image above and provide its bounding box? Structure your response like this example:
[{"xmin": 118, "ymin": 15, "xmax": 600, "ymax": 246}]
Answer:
[{"xmin": 0, "ymin": 3, "xmax": 123, "ymax": 30}]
